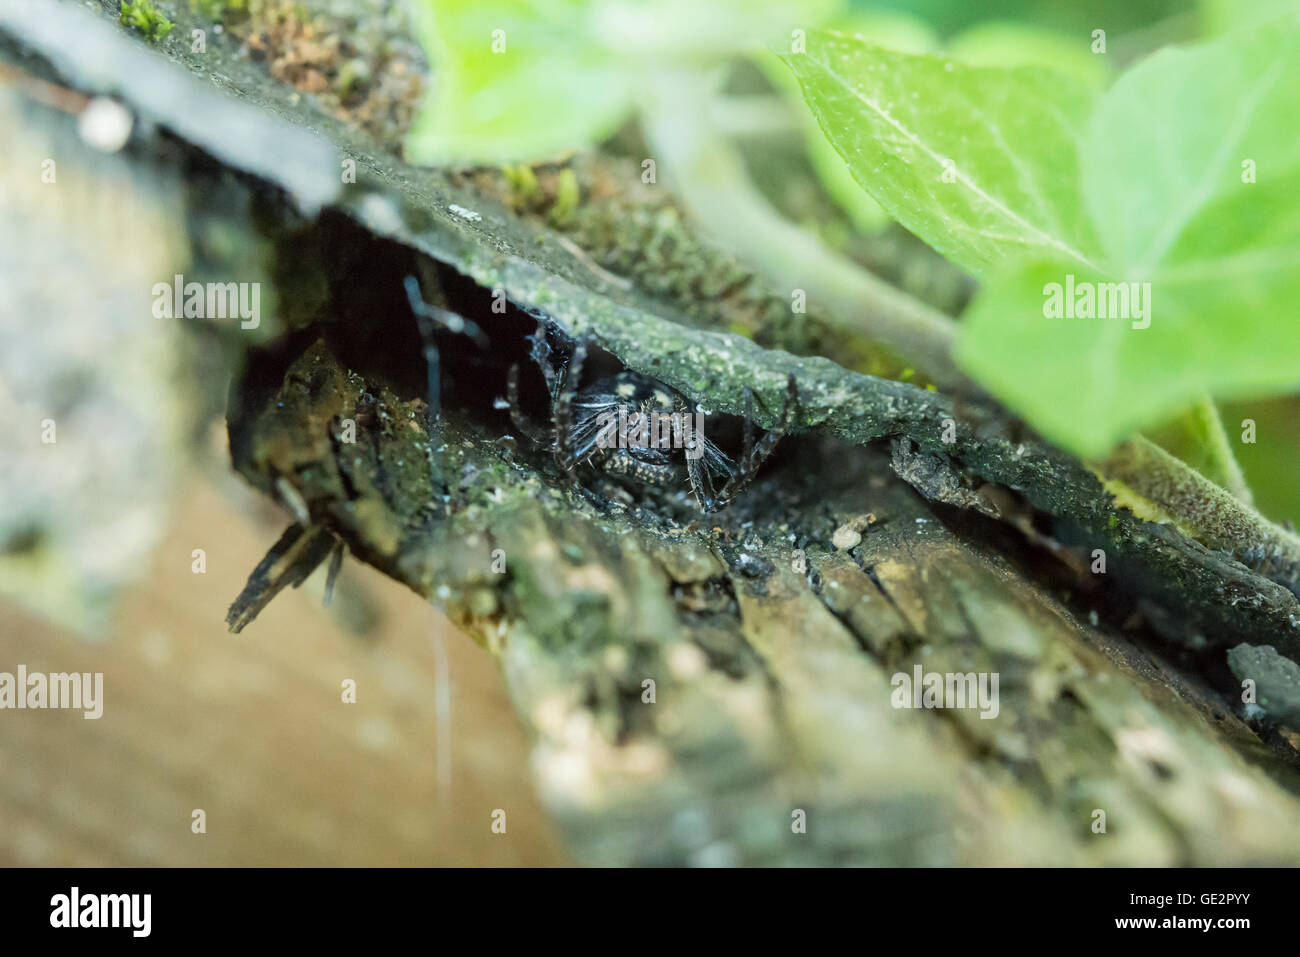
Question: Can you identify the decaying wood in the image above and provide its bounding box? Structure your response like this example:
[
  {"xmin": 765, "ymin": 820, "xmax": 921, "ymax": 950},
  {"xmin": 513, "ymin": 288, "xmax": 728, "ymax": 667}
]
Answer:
[{"xmin": 221, "ymin": 334, "xmax": 1300, "ymax": 865}]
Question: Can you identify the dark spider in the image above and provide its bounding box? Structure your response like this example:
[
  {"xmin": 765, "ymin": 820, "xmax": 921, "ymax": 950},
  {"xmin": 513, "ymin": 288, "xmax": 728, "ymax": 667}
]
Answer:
[{"xmin": 506, "ymin": 327, "xmax": 798, "ymax": 513}]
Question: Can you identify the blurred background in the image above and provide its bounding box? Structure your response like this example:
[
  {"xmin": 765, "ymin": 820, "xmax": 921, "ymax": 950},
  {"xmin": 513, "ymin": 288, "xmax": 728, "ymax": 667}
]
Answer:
[{"xmin": 0, "ymin": 456, "xmax": 571, "ymax": 866}]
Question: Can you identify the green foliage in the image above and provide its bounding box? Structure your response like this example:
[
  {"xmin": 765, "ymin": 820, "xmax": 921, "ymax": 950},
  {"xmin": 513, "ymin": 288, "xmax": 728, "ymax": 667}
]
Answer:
[
  {"xmin": 406, "ymin": 0, "xmax": 841, "ymax": 164},
  {"xmin": 189, "ymin": 0, "xmax": 249, "ymax": 21},
  {"xmin": 945, "ymin": 22, "xmax": 1110, "ymax": 88},
  {"xmin": 756, "ymin": 11, "xmax": 937, "ymax": 234},
  {"xmin": 406, "ymin": 0, "xmax": 1300, "ymax": 461},
  {"xmin": 120, "ymin": 0, "xmax": 174, "ymax": 42},
  {"xmin": 549, "ymin": 167, "xmax": 580, "ymax": 226},
  {"xmin": 785, "ymin": 17, "xmax": 1300, "ymax": 455},
  {"xmin": 1200, "ymin": 0, "xmax": 1299, "ymax": 35},
  {"xmin": 864, "ymin": 0, "xmax": 1188, "ymax": 38},
  {"xmin": 773, "ymin": 15, "xmax": 1108, "ymax": 236},
  {"xmin": 784, "ymin": 37, "xmax": 1099, "ymax": 278}
]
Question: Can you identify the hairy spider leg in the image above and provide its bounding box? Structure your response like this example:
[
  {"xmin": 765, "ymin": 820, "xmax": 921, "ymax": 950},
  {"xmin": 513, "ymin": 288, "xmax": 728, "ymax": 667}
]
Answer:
[
  {"xmin": 712, "ymin": 374, "xmax": 798, "ymax": 508},
  {"xmin": 685, "ymin": 450, "xmax": 719, "ymax": 511},
  {"xmin": 404, "ymin": 275, "xmax": 489, "ymax": 350},
  {"xmin": 527, "ymin": 326, "xmax": 559, "ymax": 400},
  {"xmin": 686, "ymin": 432, "xmax": 739, "ymax": 512},
  {"xmin": 566, "ymin": 397, "xmax": 622, "ymax": 465},
  {"xmin": 506, "ymin": 363, "xmax": 551, "ymax": 445},
  {"xmin": 404, "ymin": 276, "xmax": 444, "ymax": 442},
  {"xmin": 322, "ymin": 537, "xmax": 345, "ymax": 608},
  {"xmin": 552, "ymin": 340, "xmax": 587, "ymax": 473},
  {"xmin": 404, "ymin": 275, "xmax": 492, "ymax": 492}
]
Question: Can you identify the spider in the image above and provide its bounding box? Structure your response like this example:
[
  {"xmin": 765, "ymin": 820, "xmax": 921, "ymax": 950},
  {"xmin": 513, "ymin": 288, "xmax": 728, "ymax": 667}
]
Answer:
[{"xmin": 506, "ymin": 327, "xmax": 798, "ymax": 513}]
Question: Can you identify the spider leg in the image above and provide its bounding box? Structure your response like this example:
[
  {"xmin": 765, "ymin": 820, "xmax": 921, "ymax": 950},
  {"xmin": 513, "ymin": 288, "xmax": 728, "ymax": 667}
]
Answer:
[
  {"xmin": 526, "ymin": 325, "xmax": 559, "ymax": 399},
  {"xmin": 322, "ymin": 537, "xmax": 346, "ymax": 609},
  {"xmin": 568, "ymin": 405, "xmax": 619, "ymax": 463},
  {"xmin": 552, "ymin": 339, "xmax": 587, "ymax": 473},
  {"xmin": 506, "ymin": 363, "xmax": 550, "ymax": 446},
  {"xmin": 699, "ymin": 435, "xmax": 739, "ymax": 479},
  {"xmin": 404, "ymin": 275, "xmax": 489, "ymax": 349},
  {"xmin": 403, "ymin": 276, "xmax": 444, "ymax": 433},
  {"xmin": 712, "ymin": 375, "xmax": 799, "ymax": 509},
  {"xmin": 677, "ymin": 395, "xmax": 734, "ymax": 513},
  {"xmin": 686, "ymin": 446, "xmax": 723, "ymax": 512},
  {"xmin": 689, "ymin": 434, "xmax": 742, "ymax": 513},
  {"xmin": 741, "ymin": 387, "xmax": 756, "ymax": 473},
  {"xmin": 404, "ymin": 275, "xmax": 447, "ymax": 492}
]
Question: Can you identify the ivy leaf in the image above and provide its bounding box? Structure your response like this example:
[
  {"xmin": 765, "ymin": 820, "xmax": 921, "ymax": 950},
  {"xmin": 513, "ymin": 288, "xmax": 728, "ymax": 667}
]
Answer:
[
  {"xmin": 407, "ymin": 0, "xmax": 842, "ymax": 165},
  {"xmin": 769, "ymin": 19, "xmax": 1103, "ymax": 237},
  {"xmin": 784, "ymin": 20, "xmax": 1300, "ymax": 456},
  {"xmin": 1200, "ymin": 0, "xmax": 1299, "ymax": 35},
  {"xmin": 406, "ymin": 0, "xmax": 636, "ymax": 164},
  {"xmin": 783, "ymin": 34, "xmax": 1101, "ymax": 279},
  {"xmin": 962, "ymin": 18, "xmax": 1300, "ymax": 455},
  {"xmin": 756, "ymin": 11, "xmax": 938, "ymax": 235},
  {"xmin": 946, "ymin": 22, "xmax": 1111, "ymax": 90},
  {"xmin": 1080, "ymin": 22, "xmax": 1300, "ymax": 273}
]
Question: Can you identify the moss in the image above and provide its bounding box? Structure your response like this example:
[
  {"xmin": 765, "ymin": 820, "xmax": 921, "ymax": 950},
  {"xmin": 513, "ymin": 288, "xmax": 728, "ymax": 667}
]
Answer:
[
  {"xmin": 189, "ymin": 0, "xmax": 248, "ymax": 22},
  {"xmin": 503, "ymin": 164, "xmax": 541, "ymax": 207},
  {"xmin": 548, "ymin": 167, "xmax": 580, "ymax": 228},
  {"xmin": 1100, "ymin": 437, "xmax": 1300, "ymax": 569},
  {"xmin": 120, "ymin": 0, "xmax": 174, "ymax": 42},
  {"xmin": 442, "ymin": 157, "xmax": 912, "ymax": 380},
  {"xmin": 335, "ymin": 56, "xmax": 371, "ymax": 100}
]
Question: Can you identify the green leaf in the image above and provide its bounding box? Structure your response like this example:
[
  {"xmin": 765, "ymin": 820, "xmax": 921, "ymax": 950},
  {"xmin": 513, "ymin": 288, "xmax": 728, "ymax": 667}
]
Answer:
[
  {"xmin": 406, "ymin": 0, "xmax": 635, "ymax": 164},
  {"xmin": 785, "ymin": 21, "xmax": 1300, "ymax": 456},
  {"xmin": 783, "ymin": 34, "xmax": 1101, "ymax": 278},
  {"xmin": 962, "ymin": 18, "xmax": 1300, "ymax": 454},
  {"xmin": 946, "ymin": 22, "xmax": 1111, "ymax": 90},
  {"xmin": 407, "ymin": 0, "xmax": 842, "ymax": 165},
  {"xmin": 1081, "ymin": 24, "xmax": 1300, "ymax": 272},
  {"xmin": 1200, "ymin": 0, "xmax": 1299, "ymax": 36},
  {"xmin": 772, "ymin": 19, "xmax": 1103, "ymax": 237},
  {"xmin": 864, "ymin": 0, "xmax": 1188, "ymax": 38},
  {"xmin": 758, "ymin": 11, "xmax": 937, "ymax": 234}
]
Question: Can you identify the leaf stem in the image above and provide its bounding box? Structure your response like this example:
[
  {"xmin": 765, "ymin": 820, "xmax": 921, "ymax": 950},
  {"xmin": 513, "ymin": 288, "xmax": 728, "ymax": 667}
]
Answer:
[
  {"xmin": 1099, "ymin": 435, "xmax": 1296, "ymax": 563},
  {"xmin": 1183, "ymin": 395, "xmax": 1254, "ymax": 504},
  {"xmin": 641, "ymin": 73, "xmax": 964, "ymax": 389}
]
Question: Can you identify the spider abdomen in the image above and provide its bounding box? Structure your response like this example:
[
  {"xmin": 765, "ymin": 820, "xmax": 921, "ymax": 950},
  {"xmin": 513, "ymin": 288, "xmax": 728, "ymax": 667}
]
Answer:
[{"xmin": 597, "ymin": 447, "xmax": 682, "ymax": 486}]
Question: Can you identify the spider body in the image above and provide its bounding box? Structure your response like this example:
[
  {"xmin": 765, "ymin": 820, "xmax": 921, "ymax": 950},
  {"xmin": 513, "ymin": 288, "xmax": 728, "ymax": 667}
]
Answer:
[
  {"xmin": 571, "ymin": 370, "xmax": 697, "ymax": 487},
  {"xmin": 507, "ymin": 330, "xmax": 797, "ymax": 513}
]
